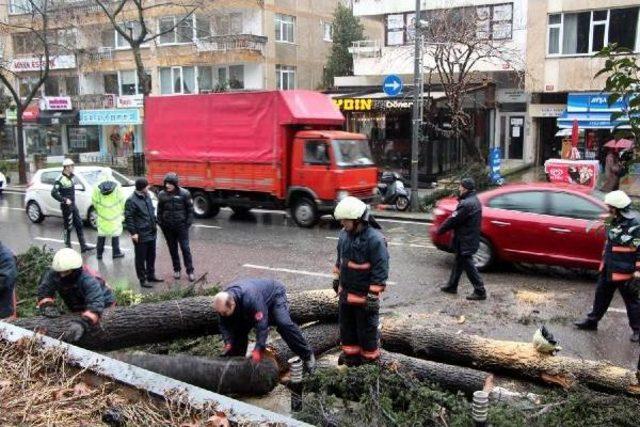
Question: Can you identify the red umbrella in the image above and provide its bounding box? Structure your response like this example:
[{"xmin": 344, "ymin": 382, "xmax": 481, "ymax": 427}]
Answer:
[
  {"xmin": 570, "ymin": 120, "xmax": 580, "ymax": 147},
  {"xmin": 604, "ymin": 138, "xmax": 634, "ymax": 150}
]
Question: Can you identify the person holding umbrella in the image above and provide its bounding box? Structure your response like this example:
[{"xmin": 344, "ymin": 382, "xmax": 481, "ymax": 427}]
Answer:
[{"xmin": 601, "ymin": 138, "xmax": 633, "ymax": 192}]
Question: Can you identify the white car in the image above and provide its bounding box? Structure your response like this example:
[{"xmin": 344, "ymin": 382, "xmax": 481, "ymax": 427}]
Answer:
[
  {"xmin": 0, "ymin": 171, "xmax": 6, "ymax": 194},
  {"xmin": 24, "ymin": 166, "xmax": 150, "ymax": 229}
]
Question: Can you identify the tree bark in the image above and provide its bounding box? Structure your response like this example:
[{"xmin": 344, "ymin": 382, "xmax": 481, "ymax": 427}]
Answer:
[
  {"xmin": 111, "ymin": 352, "xmax": 280, "ymax": 397},
  {"xmin": 381, "ymin": 319, "xmax": 640, "ymax": 396},
  {"xmin": 12, "ymin": 290, "xmax": 338, "ymax": 351},
  {"xmin": 268, "ymin": 322, "xmax": 341, "ymax": 371}
]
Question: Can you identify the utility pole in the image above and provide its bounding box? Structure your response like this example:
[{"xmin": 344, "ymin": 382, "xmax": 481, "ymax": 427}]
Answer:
[{"xmin": 410, "ymin": 0, "xmax": 421, "ymax": 210}]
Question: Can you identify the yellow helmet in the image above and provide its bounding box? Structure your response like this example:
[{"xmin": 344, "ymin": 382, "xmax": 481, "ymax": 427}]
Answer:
[
  {"xmin": 604, "ymin": 190, "xmax": 631, "ymax": 210},
  {"xmin": 52, "ymin": 248, "xmax": 83, "ymax": 272},
  {"xmin": 334, "ymin": 196, "xmax": 367, "ymax": 220}
]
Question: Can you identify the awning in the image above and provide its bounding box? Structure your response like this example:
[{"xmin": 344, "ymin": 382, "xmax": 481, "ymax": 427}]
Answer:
[
  {"xmin": 557, "ymin": 111, "xmax": 630, "ymax": 129},
  {"xmin": 38, "ymin": 110, "xmax": 78, "ymax": 125},
  {"xmin": 22, "ymin": 103, "xmax": 39, "ymax": 122},
  {"xmin": 557, "ymin": 92, "xmax": 631, "ymax": 129}
]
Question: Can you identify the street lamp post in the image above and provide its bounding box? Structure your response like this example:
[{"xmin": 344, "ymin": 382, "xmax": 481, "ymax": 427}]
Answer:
[{"xmin": 410, "ymin": 0, "xmax": 422, "ymax": 211}]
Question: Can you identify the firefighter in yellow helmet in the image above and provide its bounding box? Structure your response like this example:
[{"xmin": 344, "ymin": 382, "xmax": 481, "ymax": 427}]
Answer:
[{"xmin": 332, "ymin": 196, "xmax": 389, "ymax": 366}]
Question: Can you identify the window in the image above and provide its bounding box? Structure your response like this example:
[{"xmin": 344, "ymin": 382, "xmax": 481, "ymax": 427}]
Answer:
[
  {"xmin": 304, "ymin": 140, "xmax": 330, "ymax": 165},
  {"xmin": 275, "ymin": 14, "xmax": 295, "ymax": 43},
  {"xmin": 487, "ymin": 191, "xmax": 548, "ymax": 214},
  {"xmin": 44, "ymin": 76, "xmax": 60, "ymax": 96},
  {"xmin": 116, "ymin": 21, "xmax": 143, "ymax": 49},
  {"xmin": 276, "ymin": 65, "xmax": 296, "ymax": 90},
  {"xmin": 68, "ymin": 126, "xmax": 100, "ymax": 153},
  {"xmin": 118, "ymin": 70, "xmax": 148, "ymax": 95},
  {"xmin": 160, "ymin": 66, "xmax": 213, "ymax": 94},
  {"xmin": 19, "ymin": 76, "xmax": 41, "ymax": 98},
  {"xmin": 214, "ymin": 13, "xmax": 242, "ymax": 35},
  {"xmin": 323, "ymin": 21, "xmax": 333, "ymax": 42},
  {"xmin": 40, "ymin": 171, "xmax": 59, "ymax": 185},
  {"xmin": 547, "ymin": 7, "xmax": 640, "ymax": 55},
  {"xmin": 475, "ymin": 3, "xmax": 513, "ymax": 40},
  {"xmin": 13, "ymin": 33, "xmax": 40, "ymax": 55},
  {"xmin": 549, "ymin": 192, "xmax": 604, "ymax": 220},
  {"xmin": 198, "ymin": 66, "xmax": 213, "ymax": 92},
  {"xmin": 196, "ymin": 15, "xmax": 212, "ymax": 39},
  {"xmin": 9, "ymin": 0, "xmax": 31, "ymax": 15},
  {"xmin": 64, "ymin": 76, "xmax": 79, "ymax": 96},
  {"xmin": 101, "ymin": 28, "xmax": 115, "ymax": 48},
  {"xmin": 104, "ymin": 73, "xmax": 118, "ymax": 94},
  {"xmin": 229, "ymin": 65, "xmax": 244, "ymax": 89}
]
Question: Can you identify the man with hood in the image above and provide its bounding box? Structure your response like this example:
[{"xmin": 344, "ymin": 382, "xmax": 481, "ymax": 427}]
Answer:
[
  {"xmin": 37, "ymin": 248, "xmax": 115, "ymax": 342},
  {"xmin": 437, "ymin": 177, "xmax": 487, "ymax": 301},
  {"xmin": 157, "ymin": 172, "xmax": 195, "ymax": 281},
  {"xmin": 575, "ymin": 190, "xmax": 640, "ymax": 342},
  {"xmin": 92, "ymin": 172, "xmax": 125, "ymax": 260},
  {"xmin": 332, "ymin": 196, "xmax": 389, "ymax": 366},
  {"xmin": 0, "ymin": 240, "xmax": 18, "ymax": 319}
]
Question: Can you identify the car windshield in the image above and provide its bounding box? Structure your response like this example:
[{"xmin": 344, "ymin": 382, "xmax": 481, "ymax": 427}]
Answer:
[
  {"xmin": 331, "ymin": 139, "xmax": 375, "ymax": 167},
  {"xmin": 111, "ymin": 170, "xmax": 134, "ymax": 187},
  {"xmin": 79, "ymin": 169, "xmax": 134, "ymax": 187}
]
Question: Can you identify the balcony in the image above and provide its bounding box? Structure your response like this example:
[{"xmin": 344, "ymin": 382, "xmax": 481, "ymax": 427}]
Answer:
[
  {"xmin": 349, "ymin": 40, "xmax": 382, "ymax": 59},
  {"xmin": 195, "ymin": 34, "xmax": 268, "ymax": 55},
  {"xmin": 79, "ymin": 47, "xmax": 114, "ymax": 62}
]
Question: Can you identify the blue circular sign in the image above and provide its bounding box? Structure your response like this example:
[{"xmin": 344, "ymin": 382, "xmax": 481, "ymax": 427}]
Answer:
[{"xmin": 383, "ymin": 75, "xmax": 403, "ymax": 97}]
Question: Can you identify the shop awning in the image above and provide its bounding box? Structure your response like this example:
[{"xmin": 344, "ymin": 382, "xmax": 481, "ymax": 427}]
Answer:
[
  {"xmin": 557, "ymin": 111, "xmax": 630, "ymax": 129},
  {"xmin": 38, "ymin": 110, "xmax": 78, "ymax": 125},
  {"xmin": 22, "ymin": 103, "xmax": 39, "ymax": 122},
  {"xmin": 557, "ymin": 92, "xmax": 631, "ymax": 129}
]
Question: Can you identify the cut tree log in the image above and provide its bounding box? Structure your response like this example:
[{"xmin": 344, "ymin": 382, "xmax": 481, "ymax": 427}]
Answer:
[
  {"xmin": 381, "ymin": 319, "xmax": 640, "ymax": 396},
  {"xmin": 11, "ymin": 290, "xmax": 338, "ymax": 351},
  {"xmin": 112, "ymin": 352, "xmax": 280, "ymax": 397},
  {"xmin": 268, "ymin": 322, "xmax": 341, "ymax": 371}
]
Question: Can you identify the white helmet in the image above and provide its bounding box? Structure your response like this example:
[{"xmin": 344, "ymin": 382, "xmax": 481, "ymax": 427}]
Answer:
[
  {"xmin": 334, "ymin": 196, "xmax": 367, "ymax": 220},
  {"xmin": 52, "ymin": 248, "xmax": 83, "ymax": 272},
  {"xmin": 62, "ymin": 158, "xmax": 75, "ymax": 167},
  {"xmin": 604, "ymin": 190, "xmax": 632, "ymax": 210}
]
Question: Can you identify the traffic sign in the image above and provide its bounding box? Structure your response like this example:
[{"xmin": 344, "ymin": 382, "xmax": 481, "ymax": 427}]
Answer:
[{"xmin": 383, "ymin": 74, "xmax": 403, "ymax": 97}]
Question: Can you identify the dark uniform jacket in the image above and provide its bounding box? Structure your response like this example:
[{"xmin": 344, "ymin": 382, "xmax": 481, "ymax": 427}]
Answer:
[
  {"xmin": 600, "ymin": 212, "xmax": 640, "ymax": 282},
  {"xmin": 157, "ymin": 187, "xmax": 194, "ymax": 229},
  {"xmin": 0, "ymin": 241, "xmax": 18, "ymax": 318},
  {"xmin": 124, "ymin": 191, "xmax": 157, "ymax": 243},
  {"xmin": 219, "ymin": 279, "xmax": 285, "ymax": 351},
  {"xmin": 51, "ymin": 172, "xmax": 76, "ymax": 204},
  {"xmin": 335, "ymin": 225, "xmax": 389, "ymax": 303},
  {"xmin": 438, "ymin": 190, "xmax": 482, "ymax": 256},
  {"xmin": 37, "ymin": 267, "xmax": 115, "ymax": 322}
]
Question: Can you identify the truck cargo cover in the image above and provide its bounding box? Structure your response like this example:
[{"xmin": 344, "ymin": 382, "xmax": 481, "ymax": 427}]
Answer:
[{"xmin": 145, "ymin": 90, "xmax": 344, "ymax": 163}]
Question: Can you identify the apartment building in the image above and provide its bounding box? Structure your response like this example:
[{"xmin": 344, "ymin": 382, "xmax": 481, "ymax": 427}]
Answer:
[
  {"xmin": 526, "ymin": 0, "xmax": 640, "ymax": 165},
  {"xmin": 334, "ymin": 0, "xmax": 529, "ymax": 180},
  {"xmin": 0, "ymin": 0, "xmax": 342, "ymax": 162}
]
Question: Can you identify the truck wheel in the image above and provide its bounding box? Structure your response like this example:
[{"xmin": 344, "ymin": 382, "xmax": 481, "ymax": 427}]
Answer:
[
  {"xmin": 192, "ymin": 191, "xmax": 212, "ymax": 219},
  {"xmin": 291, "ymin": 197, "xmax": 318, "ymax": 228}
]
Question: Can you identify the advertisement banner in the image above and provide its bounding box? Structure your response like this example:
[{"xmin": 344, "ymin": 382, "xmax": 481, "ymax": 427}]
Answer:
[
  {"xmin": 39, "ymin": 96, "xmax": 72, "ymax": 111},
  {"xmin": 544, "ymin": 159, "xmax": 600, "ymax": 189},
  {"xmin": 488, "ymin": 148, "xmax": 504, "ymax": 185},
  {"xmin": 11, "ymin": 55, "xmax": 76, "ymax": 72}
]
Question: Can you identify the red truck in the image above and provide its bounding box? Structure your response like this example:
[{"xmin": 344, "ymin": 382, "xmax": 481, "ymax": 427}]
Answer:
[{"xmin": 145, "ymin": 90, "xmax": 379, "ymax": 227}]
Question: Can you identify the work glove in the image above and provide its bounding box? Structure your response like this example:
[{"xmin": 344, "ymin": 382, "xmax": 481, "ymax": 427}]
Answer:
[
  {"xmin": 366, "ymin": 295, "xmax": 380, "ymax": 313},
  {"xmin": 251, "ymin": 348, "xmax": 263, "ymax": 364},
  {"xmin": 65, "ymin": 319, "xmax": 87, "ymax": 343},
  {"xmin": 40, "ymin": 305, "xmax": 61, "ymax": 318},
  {"xmin": 332, "ymin": 279, "xmax": 340, "ymax": 294},
  {"xmin": 221, "ymin": 343, "xmax": 233, "ymax": 357}
]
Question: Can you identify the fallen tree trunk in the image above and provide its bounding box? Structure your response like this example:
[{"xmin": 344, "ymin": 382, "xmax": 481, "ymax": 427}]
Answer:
[
  {"xmin": 12, "ymin": 290, "xmax": 338, "ymax": 351},
  {"xmin": 112, "ymin": 352, "xmax": 280, "ymax": 397},
  {"xmin": 381, "ymin": 319, "xmax": 640, "ymax": 396},
  {"xmin": 269, "ymin": 322, "xmax": 341, "ymax": 371}
]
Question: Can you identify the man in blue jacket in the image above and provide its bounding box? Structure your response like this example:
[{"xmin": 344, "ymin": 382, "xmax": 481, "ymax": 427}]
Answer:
[
  {"xmin": 212, "ymin": 278, "xmax": 315, "ymax": 372},
  {"xmin": 0, "ymin": 241, "xmax": 18, "ymax": 319}
]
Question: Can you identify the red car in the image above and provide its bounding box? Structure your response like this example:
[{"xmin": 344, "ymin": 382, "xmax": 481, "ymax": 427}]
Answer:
[{"xmin": 429, "ymin": 183, "xmax": 608, "ymax": 271}]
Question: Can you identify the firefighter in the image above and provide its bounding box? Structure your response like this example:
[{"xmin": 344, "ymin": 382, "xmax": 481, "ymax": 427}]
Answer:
[
  {"xmin": 575, "ymin": 190, "xmax": 640, "ymax": 342},
  {"xmin": 212, "ymin": 278, "xmax": 316, "ymax": 372},
  {"xmin": 92, "ymin": 172, "xmax": 126, "ymax": 260},
  {"xmin": 51, "ymin": 159, "xmax": 94, "ymax": 252},
  {"xmin": 37, "ymin": 248, "xmax": 115, "ymax": 342},
  {"xmin": 333, "ymin": 196, "xmax": 389, "ymax": 366},
  {"xmin": 0, "ymin": 240, "xmax": 18, "ymax": 320}
]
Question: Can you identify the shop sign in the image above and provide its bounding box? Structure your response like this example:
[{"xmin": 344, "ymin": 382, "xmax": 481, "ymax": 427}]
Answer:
[
  {"xmin": 117, "ymin": 95, "xmax": 144, "ymax": 109},
  {"xmin": 5, "ymin": 108, "xmax": 17, "ymax": 122},
  {"xmin": 333, "ymin": 98, "xmax": 414, "ymax": 111},
  {"xmin": 567, "ymin": 92, "xmax": 631, "ymax": 113},
  {"xmin": 11, "ymin": 55, "xmax": 76, "ymax": 72},
  {"xmin": 529, "ymin": 104, "xmax": 565, "ymax": 118},
  {"xmin": 79, "ymin": 108, "xmax": 141, "ymax": 125},
  {"xmin": 39, "ymin": 96, "xmax": 72, "ymax": 111},
  {"xmin": 496, "ymin": 89, "xmax": 528, "ymax": 103}
]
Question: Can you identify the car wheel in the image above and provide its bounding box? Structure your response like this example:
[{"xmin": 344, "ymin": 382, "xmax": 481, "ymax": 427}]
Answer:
[
  {"xmin": 26, "ymin": 201, "xmax": 45, "ymax": 224},
  {"xmin": 291, "ymin": 197, "xmax": 318, "ymax": 228},
  {"xmin": 472, "ymin": 237, "xmax": 495, "ymax": 272},
  {"xmin": 395, "ymin": 195, "xmax": 410, "ymax": 211},
  {"xmin": 88, "ymin": 207, "xmax": 98, "ymax": 230}
]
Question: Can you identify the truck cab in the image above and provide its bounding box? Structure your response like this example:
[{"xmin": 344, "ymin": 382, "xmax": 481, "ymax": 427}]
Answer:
[{"xmin": 287, "ymin": 130, "xmax": 379, "ymax": 227}]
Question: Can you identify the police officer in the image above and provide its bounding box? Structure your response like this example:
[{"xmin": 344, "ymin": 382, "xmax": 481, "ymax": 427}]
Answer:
[
  {"xmin": 0, "ymin": 240, "xmax": 18, "ymax": 320},
  {"xmin": 212, "ymin": 278, "xmax": 316, "ymax": 372},
  {"xmin": 92, "ymin": 173, "xmax": 125, "ymax": 260},
  {"xmin": 575, "ymin": 190, "xmax": 640, "ymax": 342},
  {"xmin": 157, "ymin": 173, "xmax": 195, "ymax": 281},
  {"xmin": 333, "ymin": 196, "xmax": 389, "ymax": 366},
  {"xmin": 37, "ymin": 248, "xmax": 115, "ymax": 342},
  {"xmin": 51, "ymin": 159, "xmax": 94, "ymax": 252}
]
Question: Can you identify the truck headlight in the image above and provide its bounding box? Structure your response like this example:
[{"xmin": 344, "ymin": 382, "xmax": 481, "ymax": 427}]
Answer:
[{"xmin": 337, "ymin": 190, "xmax": 349, "ymax": 200}]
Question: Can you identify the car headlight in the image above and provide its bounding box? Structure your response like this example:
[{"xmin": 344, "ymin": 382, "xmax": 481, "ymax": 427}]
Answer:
[{"xmin": 337, "ymin": 190, "xmax": 350, "ymax": 201}]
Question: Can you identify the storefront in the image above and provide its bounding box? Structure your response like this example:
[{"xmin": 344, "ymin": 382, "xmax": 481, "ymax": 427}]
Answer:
[{"xmin": 79, "ymin": 108, "xmax": 143, "ymax": 156}]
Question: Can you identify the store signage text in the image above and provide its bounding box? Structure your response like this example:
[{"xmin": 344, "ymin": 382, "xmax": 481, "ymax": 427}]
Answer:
[
  {"xmin": 333, "ymin": 98, "xmax": 414, "ymax": 111},
  {"xmin": 79, "ymin": 108, "xmax": 141, "ymax": 125},
  {"xmin": 39, "ymin": 96, "xmax": 72, "ymax": 111},
  {"xmin": 11, "ymin": 55, "xmax": 76, "ymax": 72},
  {"xmin": 117, "ymin": 95, "xmax": 144, "ymax": 108}
]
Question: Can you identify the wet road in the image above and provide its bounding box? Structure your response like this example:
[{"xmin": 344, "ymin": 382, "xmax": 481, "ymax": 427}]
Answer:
[{"xmin": 1, "ymin": 190, "xmax": 638, "ymax": 369}]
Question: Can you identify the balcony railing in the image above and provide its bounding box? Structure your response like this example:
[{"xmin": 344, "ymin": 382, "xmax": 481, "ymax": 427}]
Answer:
[
  {"xmin": 349, "ymin": 40, "xmax": 382, "ymax": 59},
  {"xmin": 195, "ymin": 34, "xmax": 268, "ymax": 54},
  {"xmin": 79, "ymin": 47, "xmax": 114, "ymax": 62}
]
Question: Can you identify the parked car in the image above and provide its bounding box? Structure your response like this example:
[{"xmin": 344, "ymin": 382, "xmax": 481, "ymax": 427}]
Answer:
[
  {"xmin": 24, "ymin": 166, "xmax": 153, "ymax": 229},
  {"xmin": 0, "ymin": 171, "xmax": 6, "ymax": 194},
  {"xmin": 429, "ymin": 183, "xmax": 608, "ymax": 271}
]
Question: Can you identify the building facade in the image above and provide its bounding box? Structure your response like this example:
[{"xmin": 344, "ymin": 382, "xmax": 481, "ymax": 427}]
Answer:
[
  {"xmin": 526, "ymin": 0, "xmax": 640, "ymax": 166},
  {"xmin": 0, "ymin": 0, "xmax": 342, "ymax": 164}
]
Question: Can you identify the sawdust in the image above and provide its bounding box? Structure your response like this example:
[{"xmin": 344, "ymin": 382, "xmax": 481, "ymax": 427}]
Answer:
[{"xmin": 515, "ymin": 290, "xmax": 549, "ymax": 305}]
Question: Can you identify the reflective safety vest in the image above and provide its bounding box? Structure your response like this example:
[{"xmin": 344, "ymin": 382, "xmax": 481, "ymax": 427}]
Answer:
[{"xmin": 92, "ymin": 182, "xmax": 125, "ymax": 237}]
